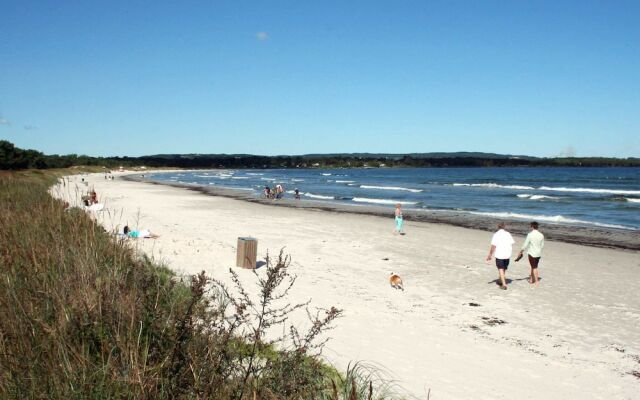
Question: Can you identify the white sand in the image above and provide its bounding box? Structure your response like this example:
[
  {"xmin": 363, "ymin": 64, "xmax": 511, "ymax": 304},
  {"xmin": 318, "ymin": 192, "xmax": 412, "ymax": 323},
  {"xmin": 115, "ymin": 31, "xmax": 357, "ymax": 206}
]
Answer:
[{"xmin": 53, "ymin": 173, "xmax": 640, "ymax": 399}]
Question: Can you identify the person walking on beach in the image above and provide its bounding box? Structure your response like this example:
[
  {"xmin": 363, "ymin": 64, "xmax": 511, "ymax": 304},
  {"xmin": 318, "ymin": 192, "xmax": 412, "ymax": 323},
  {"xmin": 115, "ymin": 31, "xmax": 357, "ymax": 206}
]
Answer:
[
  {"xmin": 394, "ymin": 203, "xmax": 404, "ymax": 235},
  {"xmin": 486, "ymin": 222, "xmax": 515, "ymax": 290},
  {"xmin": 517, "ymin": 221, "xmax": 545, "ymax": 286}
]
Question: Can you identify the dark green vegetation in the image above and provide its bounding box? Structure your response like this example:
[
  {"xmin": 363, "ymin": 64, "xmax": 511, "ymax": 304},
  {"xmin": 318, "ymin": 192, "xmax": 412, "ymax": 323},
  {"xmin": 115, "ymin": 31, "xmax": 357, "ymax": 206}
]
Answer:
[
  {"xmin": 0, "ymin": 170, "xmax": 401, "ymax": 399},
  {"xmin": 2, "ymin": 140, "xmax": 638, "ymax": 170}
]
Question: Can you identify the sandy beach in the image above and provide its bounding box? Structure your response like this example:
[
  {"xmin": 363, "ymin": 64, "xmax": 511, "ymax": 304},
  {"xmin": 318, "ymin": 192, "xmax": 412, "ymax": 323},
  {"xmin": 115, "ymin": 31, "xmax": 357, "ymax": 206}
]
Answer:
[{"xmin": 53, "ymin": 173, "xmax": 640, "ymax": 399}]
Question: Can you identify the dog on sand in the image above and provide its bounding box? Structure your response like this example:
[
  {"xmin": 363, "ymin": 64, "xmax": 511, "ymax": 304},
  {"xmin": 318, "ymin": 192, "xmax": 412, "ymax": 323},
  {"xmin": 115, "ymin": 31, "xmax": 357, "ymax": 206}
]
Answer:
[{"xmin": 389, "ymin": 272, "xmax": 404, "ymax": 291}]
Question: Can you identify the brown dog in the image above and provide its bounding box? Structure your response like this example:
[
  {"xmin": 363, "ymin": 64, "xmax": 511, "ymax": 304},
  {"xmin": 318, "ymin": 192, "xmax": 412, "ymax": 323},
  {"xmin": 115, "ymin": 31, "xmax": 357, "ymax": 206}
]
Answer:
[{"xmin": 389, "ymin": 272, "xmax": 404, "ymax": 291}]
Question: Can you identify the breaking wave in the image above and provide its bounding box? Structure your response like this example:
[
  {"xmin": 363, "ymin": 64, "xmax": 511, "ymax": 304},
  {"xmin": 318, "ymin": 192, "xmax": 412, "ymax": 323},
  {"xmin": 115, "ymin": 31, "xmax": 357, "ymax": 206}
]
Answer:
[
  {"xmin": 352, "ymin": 197, "xmax": 419, "ymax": 205},
  {"xmin": 537, "ymin": 186, "xmax": 640, "ymax": 195},
  {"xmin": 469, "ymin": 211, "xmax": 634, "ymax": 230},
  {"xmin": 517, "ymin": 194, "xmax": 560, "ymax": 200},
  {"xmin": 452, "ymin": 183, "xmax": 535, "ymax": 190},
  {"xmin": 303, "ymin": 193, "xmax": 334, "ymax": 200},
  {"xmin": 360, "ymin": 185, "xmax": 423, "ymax": 193}
]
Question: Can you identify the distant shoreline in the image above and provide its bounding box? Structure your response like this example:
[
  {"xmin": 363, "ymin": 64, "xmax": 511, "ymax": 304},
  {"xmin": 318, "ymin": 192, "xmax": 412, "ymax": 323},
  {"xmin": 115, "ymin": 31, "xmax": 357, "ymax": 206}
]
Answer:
[{"xmin": 123, "ymin": 173, "xmax": 640, "ymax": 251}]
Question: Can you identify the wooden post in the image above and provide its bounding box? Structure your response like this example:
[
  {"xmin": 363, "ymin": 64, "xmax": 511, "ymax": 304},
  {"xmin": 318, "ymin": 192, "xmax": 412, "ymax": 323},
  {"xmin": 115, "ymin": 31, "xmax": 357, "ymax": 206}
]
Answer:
[{"xmin": 236, "ymin": 237, "xmax": 258, "ymax": 269}]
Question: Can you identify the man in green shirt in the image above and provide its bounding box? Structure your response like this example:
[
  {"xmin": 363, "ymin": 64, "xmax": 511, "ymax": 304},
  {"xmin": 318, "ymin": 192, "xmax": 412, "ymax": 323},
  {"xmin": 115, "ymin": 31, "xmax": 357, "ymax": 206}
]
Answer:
[{"xmin": 517, "ymin": 221, "xmax": 545, "ymax": 286}]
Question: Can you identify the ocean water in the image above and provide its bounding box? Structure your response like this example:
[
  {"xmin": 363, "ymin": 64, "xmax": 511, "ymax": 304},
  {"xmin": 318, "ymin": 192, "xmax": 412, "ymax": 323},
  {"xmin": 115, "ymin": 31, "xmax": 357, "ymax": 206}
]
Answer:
[{"xmin": 149, "ymin": 167, "xmax": 640, "ymax": 230}]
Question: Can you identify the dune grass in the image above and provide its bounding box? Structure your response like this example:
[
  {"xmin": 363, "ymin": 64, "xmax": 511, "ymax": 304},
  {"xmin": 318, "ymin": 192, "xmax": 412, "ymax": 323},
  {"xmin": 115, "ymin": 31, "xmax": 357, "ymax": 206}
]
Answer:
[{"xmin": 0, "ymin": 170, "xmax": 405, "ymax": 399}]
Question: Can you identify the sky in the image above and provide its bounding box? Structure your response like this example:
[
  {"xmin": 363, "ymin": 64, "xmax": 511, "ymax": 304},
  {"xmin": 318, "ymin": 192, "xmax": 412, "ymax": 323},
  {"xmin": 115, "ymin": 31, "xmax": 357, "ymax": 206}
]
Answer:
[{"xmin": 1, "ymin": 1, "xmax": 639, "ymax": 158}]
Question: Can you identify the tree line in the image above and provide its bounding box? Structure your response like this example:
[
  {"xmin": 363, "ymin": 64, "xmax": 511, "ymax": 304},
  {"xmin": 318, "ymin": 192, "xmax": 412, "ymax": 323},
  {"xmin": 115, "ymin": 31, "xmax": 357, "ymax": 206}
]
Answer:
[{"xmin": 1, "ymin": 140, "xmax": 638, "ymax": 170}]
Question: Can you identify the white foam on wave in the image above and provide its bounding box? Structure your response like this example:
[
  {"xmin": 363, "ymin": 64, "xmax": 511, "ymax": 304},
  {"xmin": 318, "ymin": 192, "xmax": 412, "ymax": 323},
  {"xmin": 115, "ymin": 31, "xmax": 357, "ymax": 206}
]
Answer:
[
  {"xmin": 453, "ymin": 183, "xmax": 534, "ymax": 190},
  {"xmin": 531, "ymin": 195, "xmax": 559, "ymax": 200},
  {"xmin": 291, "ymin": 179, "xmax": 305, "ymax": 182},
  {"xmin": 246, "ymin": 173, "xmax": 264, "ymax": 176},
  {"xmin": 453, "ymin": 183, "xmax": 640, "ymax": 195},
  {"xmin": 352, "ymin": 197, "xmax": 419, "ymax": 205},
  {"xmin": 304, "ymin": 193, "xmax": 334, "ymax": 200},
  {"xmin": 517, "ymin": 194, "xmax": 559, "ymax": 200},
  {"xmin": 336, "ymin": 180, "xmax": 355, "ymax": 183},
  {"xmin": 627, "ymin": 198, "xmax": 640, "ymax": 203},
  {"xmin": 260, "ymin": 178, "xmax": 276, "ymax": 181},
  {"xmin": 469, "ymin": 211, "xmax": 634, "ymax": 230},
  {"xmin": 538, "ymin": 186, "xmax": 640, "ymax": 195},
  {"xmin": 322, "ymin": 173, "xmax": 332, "ymax": 176},
  {"xmin": 212, "ymin": 174, "xmax": 232, "ymax": 179},
  {"xmin": 360, "ymin": 185, "xmax": 423, "ymax": 193},
  {"xmin": 231, "ymin": 177, "xmax": 249, "ymax": 180}
]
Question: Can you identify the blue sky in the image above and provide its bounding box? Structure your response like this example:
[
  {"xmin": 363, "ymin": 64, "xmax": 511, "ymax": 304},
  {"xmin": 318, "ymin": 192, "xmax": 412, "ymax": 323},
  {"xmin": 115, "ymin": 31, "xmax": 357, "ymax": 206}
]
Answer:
[{"xmin": 1, "ymin": 1, "xmax": 639, "ymax": 157}]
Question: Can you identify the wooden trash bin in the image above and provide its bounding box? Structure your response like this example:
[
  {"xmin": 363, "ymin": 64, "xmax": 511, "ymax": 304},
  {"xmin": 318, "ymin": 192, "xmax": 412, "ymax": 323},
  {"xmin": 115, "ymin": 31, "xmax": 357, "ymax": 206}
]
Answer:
[{"xmin": 236, "ymin": 237, "xmax": 258, "ymax": 269}]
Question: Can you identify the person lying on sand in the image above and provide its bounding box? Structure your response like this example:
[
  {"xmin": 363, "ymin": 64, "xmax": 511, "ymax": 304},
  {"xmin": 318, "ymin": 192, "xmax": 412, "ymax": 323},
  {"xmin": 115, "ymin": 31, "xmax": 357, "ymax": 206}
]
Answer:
[{"xmin": 122, "ymin": 225, "xmax": 159, "ymax": 239}]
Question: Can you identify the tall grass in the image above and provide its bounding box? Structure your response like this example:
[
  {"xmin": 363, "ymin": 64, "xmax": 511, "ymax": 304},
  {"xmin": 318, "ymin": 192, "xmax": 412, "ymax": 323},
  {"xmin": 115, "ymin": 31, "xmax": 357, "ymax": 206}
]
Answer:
[{"xmin": 0, "ymin": 171, "xmax": 405, "ymax": 399}]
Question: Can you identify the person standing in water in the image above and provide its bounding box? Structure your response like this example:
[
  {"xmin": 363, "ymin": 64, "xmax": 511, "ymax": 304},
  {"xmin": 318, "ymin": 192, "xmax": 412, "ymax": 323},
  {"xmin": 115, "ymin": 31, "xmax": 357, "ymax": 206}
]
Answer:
[
  {"xmin": 394, "ymin": 203, "xmax": 404, "ymax": 235},
  {"xmin": 486, "ymin": 222, "xmax": 515, "ymax": 290},
  {"xmin": 275, "ymin": 184, "xmax": 284, "ymax": 199},
  {"xmin": 517, "ymin": 221, "xmax": 545, "ymax": 286}
]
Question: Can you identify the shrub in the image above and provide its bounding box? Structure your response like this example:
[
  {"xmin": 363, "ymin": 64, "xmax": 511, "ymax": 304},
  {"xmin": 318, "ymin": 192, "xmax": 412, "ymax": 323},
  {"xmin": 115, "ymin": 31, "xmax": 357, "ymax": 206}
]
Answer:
[{"xmin": 0, "ymin": 171, "xmax": 402, "ymax": 399}]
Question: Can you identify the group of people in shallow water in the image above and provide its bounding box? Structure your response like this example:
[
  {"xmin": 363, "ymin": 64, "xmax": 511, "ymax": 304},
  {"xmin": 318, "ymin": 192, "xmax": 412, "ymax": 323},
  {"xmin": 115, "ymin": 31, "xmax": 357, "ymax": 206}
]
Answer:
[
  {"xmin": 262, "ymin": 184, "xmax": 301, "ymax": 200},
  {"xmin": 263, "ymin": 184, "xmax": 284, "ymax": 199},
  {"xmin": 393, "ymin": 203, "xmax": 544, "ymax": 290}
]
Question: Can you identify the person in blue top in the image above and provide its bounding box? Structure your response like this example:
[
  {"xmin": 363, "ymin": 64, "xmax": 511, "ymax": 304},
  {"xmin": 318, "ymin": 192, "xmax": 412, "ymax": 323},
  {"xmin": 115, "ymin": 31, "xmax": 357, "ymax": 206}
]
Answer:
[
  {"xmin": 123, "ymin": 225, "xmax": 159, "ymax": 239},
  {"xmin": 394, "ymin": 203, "xmax": 404, "ymax": 235}
]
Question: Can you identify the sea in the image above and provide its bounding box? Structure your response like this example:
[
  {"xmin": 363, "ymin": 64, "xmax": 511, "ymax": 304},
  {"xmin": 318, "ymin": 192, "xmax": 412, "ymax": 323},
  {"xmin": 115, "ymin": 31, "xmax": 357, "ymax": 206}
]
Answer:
[{"xmin": 148, "ymin": 167, "xmax": 640, "ymax": 231}]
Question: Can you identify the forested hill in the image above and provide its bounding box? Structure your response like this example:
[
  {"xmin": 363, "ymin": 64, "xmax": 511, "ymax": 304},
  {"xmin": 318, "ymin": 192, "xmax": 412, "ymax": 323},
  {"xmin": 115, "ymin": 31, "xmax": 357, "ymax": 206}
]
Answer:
[
  {"xmin": 299, "ymin": 152, "xmax": 537, "ymax": 160},
  {"xmin": 1, "ymin": 140, "xmax": 638, "ymax": 170}
]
